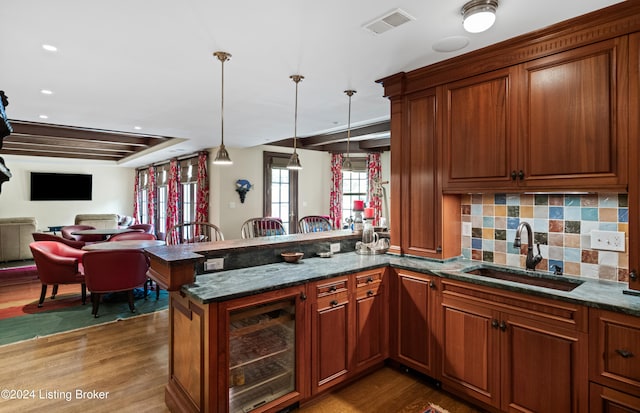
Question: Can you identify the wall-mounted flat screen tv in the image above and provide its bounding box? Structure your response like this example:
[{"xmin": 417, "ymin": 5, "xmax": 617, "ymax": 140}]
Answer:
[{"xmin": 30, "ymin": 172, "xmax": 93, "ymax": 201}]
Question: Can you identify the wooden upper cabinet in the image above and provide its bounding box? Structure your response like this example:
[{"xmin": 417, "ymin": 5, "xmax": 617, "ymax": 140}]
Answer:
[
  {"xmin": 518, "ymin": 38, "xmax": 628, "ymax": 190},
  {"xmin": 442, "ymin": 68, "xmax": 516, "ymax": 190},
  {"xmin": 441, "ymin": 38, "xmax": 628, "ymax": 193},
  {"xmin": 402, "ymin": 89, "xmax": 460, "ymax": 259}
]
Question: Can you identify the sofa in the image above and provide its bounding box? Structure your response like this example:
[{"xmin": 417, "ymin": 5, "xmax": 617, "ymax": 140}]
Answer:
[
  {"xmin": 74, "ymin": 214, "xmax": 118, "ymax": 229},
  {"xmin": 0, "ymin": 217, "xmax": 37, "ymax": 261}
]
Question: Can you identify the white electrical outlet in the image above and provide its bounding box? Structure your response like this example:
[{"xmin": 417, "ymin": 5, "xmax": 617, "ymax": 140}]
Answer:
[
  {"xmin": 462, "ymin": 222, "xmax": 472, "ymax": 237},
  {"xmin": 590, "ymin": 230, "xmax": 625, "ymax": 252},
  {"xmin": 204, "ymin": 257, "xmax": 224, "ymax": 271},
  {"xmin": 330, "ymin": 243, "xmax": 341, "ymax": 253}
]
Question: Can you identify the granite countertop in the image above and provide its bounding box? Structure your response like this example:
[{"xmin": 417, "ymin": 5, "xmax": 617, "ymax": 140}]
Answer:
[{"xmin": 182, "ymin": 252, "xmax": 640, "ymax": 317}]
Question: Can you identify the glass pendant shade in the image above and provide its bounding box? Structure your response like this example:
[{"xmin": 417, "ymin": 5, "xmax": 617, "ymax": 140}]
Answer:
[
  {"xmin": 213, "ymin": 143, "xmax": 232, "ymax": 165},
  {"xmin": 342, "ymin": 156, "xmax": 352, "ymax": 171},
  {"xmin": 212, "ymin": 51, "xmax": 233, "ymax": 165}
]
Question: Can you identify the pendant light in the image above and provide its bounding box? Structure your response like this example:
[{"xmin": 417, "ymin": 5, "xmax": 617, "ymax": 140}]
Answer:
[
  {"xmin": 342, "ymin": 90, "xmax": 356, "ymax": 171},
  {"xmin": 287, "ymin": 75, "xmax": 304, "ymax": 170},
  {"xmin": 213, "ymin": 51, "xmax": 233, "ymax": 165}
]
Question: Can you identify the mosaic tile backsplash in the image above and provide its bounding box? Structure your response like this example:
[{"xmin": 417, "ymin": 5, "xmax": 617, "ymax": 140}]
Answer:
[{"xmin": 461, "ymin": 193, "xmax": 629, "ymax": 282}]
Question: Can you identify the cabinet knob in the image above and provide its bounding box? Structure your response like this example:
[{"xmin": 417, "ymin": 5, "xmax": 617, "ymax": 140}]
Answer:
[
  {"xmin": 366, "ymin": 276, "xmax": 374, "ymax": 283},
  {"xmin": 330, "ymin": 299, "xmax": 339, "ymax": 307},
  {"xmin": 329, "ymin": 285, "xmax": 337, "ymax": 292},
  {"xmin": 630, "ymin": 270, "xmax": 638, "ymax": 281},
  {"xmin": 492, "ymin": 319, "xmax": 499, "ymax": 329},
  {"xmin": 615, "ymin": 349, "xmax": 634, "ymax": 358},
  {"xmin": 299, "ymin": 292, "xmax": 307, "ymax": 301},
  {"xmin": 367, "ymin": 290, "xmax": 374, "ymax": 296},
  {"xmin": 499, "ymin": 321, "xmax": 507, "ymax": 331},
  {"xmin": 429, "ymin": 280, "xmax": 436, "ymax": 289},
  {"xmin": 511, "ymin": 171, "xmax": 517, "ymax": 181},
  {"xmin": 518, "ymin": 170, "xmax": 525, "ymax": 180}
]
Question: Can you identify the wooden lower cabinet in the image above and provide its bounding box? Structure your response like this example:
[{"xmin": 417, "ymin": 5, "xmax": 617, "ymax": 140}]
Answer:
[
  {"xmin": 389, "ymin": 269, "xmax": 439, "ymax": 377},
  {"xmin": 590, "ymin": 382, "xmax": 640, "ymax": 412},
  {"xmin": 589, "ymin": 309, "xmax": 640, "ymax": 413},
  {"xmin": 439, "ymin": 279, "xmax": 588, "ymax": 412},
  {"xmin": 165, "ymin": 285, "xmax": 308, "ymax": 413},
  {"xmin": 310, "ymin": 268, "xmax": 388, "ymax": 395}
]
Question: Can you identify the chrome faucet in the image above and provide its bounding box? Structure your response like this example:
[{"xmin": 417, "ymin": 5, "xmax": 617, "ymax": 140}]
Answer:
[{"xmin": 513, "ymin": 221, "xmax": 543, "ymax": 271}]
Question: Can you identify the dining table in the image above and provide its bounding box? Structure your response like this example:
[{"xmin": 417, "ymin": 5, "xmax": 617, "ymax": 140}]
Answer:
[{"xmin": 81, "ymin": 239, "xmax": 166, "ymax": 251}]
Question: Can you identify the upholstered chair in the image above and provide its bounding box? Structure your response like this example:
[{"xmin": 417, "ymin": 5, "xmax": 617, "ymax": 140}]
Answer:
[
  {"xmin": 61, "ymin": 225, "xmax": 104, "ymax": 243},
  {"xmin": 107, "ymin": 232, "xmax": 157, "ymax": 242},
  {"xmin": 29, "ymin": 241, "xmax": 87, "ymax": 308},
  {"xmin": 127, "ymin": 223, "xmax": 154, "ymax": 234},
  {"xmin": 32, "ymin": 232, "xmax": 85, "ymax": 249},
  {"xmin": 82, "ymin": 249, "xmax": 150, "ymax": 317}
]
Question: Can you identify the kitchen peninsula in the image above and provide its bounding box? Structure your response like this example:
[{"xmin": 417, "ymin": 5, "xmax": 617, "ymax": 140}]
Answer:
[{"xmin": 144, "ymin": 230, "xmax": 640, "ymax": 413}]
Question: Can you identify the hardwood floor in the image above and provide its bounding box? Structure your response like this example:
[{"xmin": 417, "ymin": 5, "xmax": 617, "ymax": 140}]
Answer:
[
  {"xmin": 0, "ymin": 272, "xmax": 482, "ymax": 413},
  {"xmin": 0, "ymin": 310, "xmax": 170, "ymax": 413},
  {"xmin": 297, "ymin": 368, "xmax": 484, "ymax": 413}
]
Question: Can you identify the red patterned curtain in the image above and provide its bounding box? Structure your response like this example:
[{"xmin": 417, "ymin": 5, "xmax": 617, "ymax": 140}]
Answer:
[
  {"xmin": 196, "ymin": 151, "xmax": 209, "ymax": 222},
  {"xmin": 330, "ymin": 153, "xmax": 343, "ymax": 230},
  {"xmin": 132, "ymin": 171, "xmax": 140, "ymax": 224},
  {"xmin": 165, "ymin": 159, "xmax": 180, "ymax": 244},
  {"xmin": 147, "ymin": 166, "xmax": 156, "ymax": 227},
  {"xmin": 367, "ymin": 153, "xmax": 382, "ymax": 226}
]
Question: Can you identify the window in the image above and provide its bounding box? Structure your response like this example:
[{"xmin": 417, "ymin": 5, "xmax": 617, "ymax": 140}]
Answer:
[
  {"xmin": 341, "ymin": 158, "xmax": 368, "ymax": 230},
  {"xmin": 136, "ymin": 155, "xmax": 202, "ymax": 236},
  {"xmin": 264, "ymin": 152, "xmax": 298, "ymax": 234}
]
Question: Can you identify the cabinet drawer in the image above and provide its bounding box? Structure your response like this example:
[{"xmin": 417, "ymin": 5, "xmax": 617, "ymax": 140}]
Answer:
[
  {"xmin": 355, "ymin": 283, "xmax": 382, "ymax": 300},
  {"xmin": 355, "ymin": 270, "xmax": 383, "ymax": 288},
  {"xmin": 590, "ymin": 309, "xmax": 640, "ymax": 394},
  {"xmin": 316, "ymin": 291, "xmax": 349, "ymax": 310},
  {"xmin": 315, "ymin": 277, "xmax": 348, "ymax": 298}
]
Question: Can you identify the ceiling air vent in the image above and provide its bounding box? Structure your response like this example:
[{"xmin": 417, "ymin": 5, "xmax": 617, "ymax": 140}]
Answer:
[{"xmin": 363, "ymin": 9, "xmax": 415, "ymax": 35}]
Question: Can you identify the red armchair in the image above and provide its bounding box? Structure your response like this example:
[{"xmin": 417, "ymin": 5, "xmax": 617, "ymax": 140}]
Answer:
[
  {"xmin": 127, "ymin": 223, "xmax": 154, "ymax": 234},
  {"xmin": 108, "ymin": 232, "xmax": 157, "ymax": 242},
  {"xmin": 82, "ymin": 249, "xmax": 150, "ymax": 317},
  {"xmin": 32, "ymin": 232, "xmax": 85, "ymax": 249},
  {"xmin": 61, "ymin": 225, "xmax": 104, "ymax": 243},
  {"xmin": 29, "ymin": 241, "xmax": 87, "ymax": 308}
]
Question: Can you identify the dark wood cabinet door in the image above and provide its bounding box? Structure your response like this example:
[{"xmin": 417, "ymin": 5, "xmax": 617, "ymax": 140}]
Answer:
[
  {"xmin": 311, "ymin": 277, "xmax": 351, "ymax": 395},
  {"xmin": 440, "ymin": 294, "xmax": 500, "ymax": 408},
  {"xmin": 392, "ymin": 270, "xmax": 438, "ymax": 376},
  {"xmin": 518, "ymin": 38, "xmax": 628, "ymax": 190},
  {"xmin": 628, "ymin": 33, "xmax": 640, "ymax": 293},
  {"xmin": 501, "ymin": 312, "xmax": 585, "ymax": 412},
  {"xmin": 402, "ymin": 89, "xmax": 440, "ymax": 256},
  {"xmin": 590, "ymin": 382, "xmax": 640, "ymax": 413},
  {"xmin": 442, "ymin": 68, "xmax": 516, "ymax": 191},
  {"xmin": 354, "ymin": 269, "xmax": 387, "ymax": 372}
]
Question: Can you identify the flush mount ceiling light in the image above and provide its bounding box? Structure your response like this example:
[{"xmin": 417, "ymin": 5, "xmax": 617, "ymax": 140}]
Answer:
[
  {"xmin": 212, "ymin": 51, "xmax": 233, "ymax": 165},
  {"xmin": 461, "ymin": 0, "xmax": 498, "ymax": 33},
  {"xmin": 342, "ymin": 90, "xmax": 356, "ymax": 171},
  {"xmin": 287, "ymin": 75, "xmax": 304, "ymax": 170}
]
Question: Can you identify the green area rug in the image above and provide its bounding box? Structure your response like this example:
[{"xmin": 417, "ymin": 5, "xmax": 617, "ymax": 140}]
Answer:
[{"xmin": 0, "ymin": 290, "xmax": 168, "ymax": 346}]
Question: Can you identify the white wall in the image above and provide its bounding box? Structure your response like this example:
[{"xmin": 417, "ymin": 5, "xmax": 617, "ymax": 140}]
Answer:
[
  {"xmin": 0, "ymin": 155, "xmax": 135, "ymax": 231},
  {"xmin": 209, "ymin": 145, "xmax": 331, "ymax": 239},
  {"xmin": 0, "ymin": 148, "xmax": 389, "ymax": 239}
]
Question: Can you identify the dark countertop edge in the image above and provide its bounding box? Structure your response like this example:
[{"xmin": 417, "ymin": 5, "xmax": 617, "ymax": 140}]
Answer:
[
  {"xmin": 144, "ymin": 230, "xmax": 360, "ymax": 264},
  {"xmin": 178, "ymin": 252, "xmax": 639, "ymax": 317}
]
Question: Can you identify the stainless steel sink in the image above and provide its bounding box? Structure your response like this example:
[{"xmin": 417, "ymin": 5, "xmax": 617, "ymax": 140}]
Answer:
[{"xmin": 461, "ymin": 265, "xmax": 583, "ymax": 292}]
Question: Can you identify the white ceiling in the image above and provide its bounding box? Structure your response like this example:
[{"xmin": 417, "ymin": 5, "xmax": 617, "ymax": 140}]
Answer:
[{"xmin": 0, "ymin": 0, "xmax": 625, "ymax": 168}]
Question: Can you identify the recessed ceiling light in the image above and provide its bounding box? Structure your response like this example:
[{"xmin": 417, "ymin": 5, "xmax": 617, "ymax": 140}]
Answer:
[
  {"xmin": 134, "ymin": 126, "xmax": 142, "ymax": 130},
  {"xmin": 432, "ymin": 36, "xmax": 470, "ymax": 53},
  {"xmin": 40, "ymin": 89, "xmax": 53, "ymax": 95},
  {"xmin": 39, "ymin": 114, "xmax": 49, "ymax": 119},
  {"xmin": 42, "ymin": 44, "xmax": 58, "ymax": 52}
]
